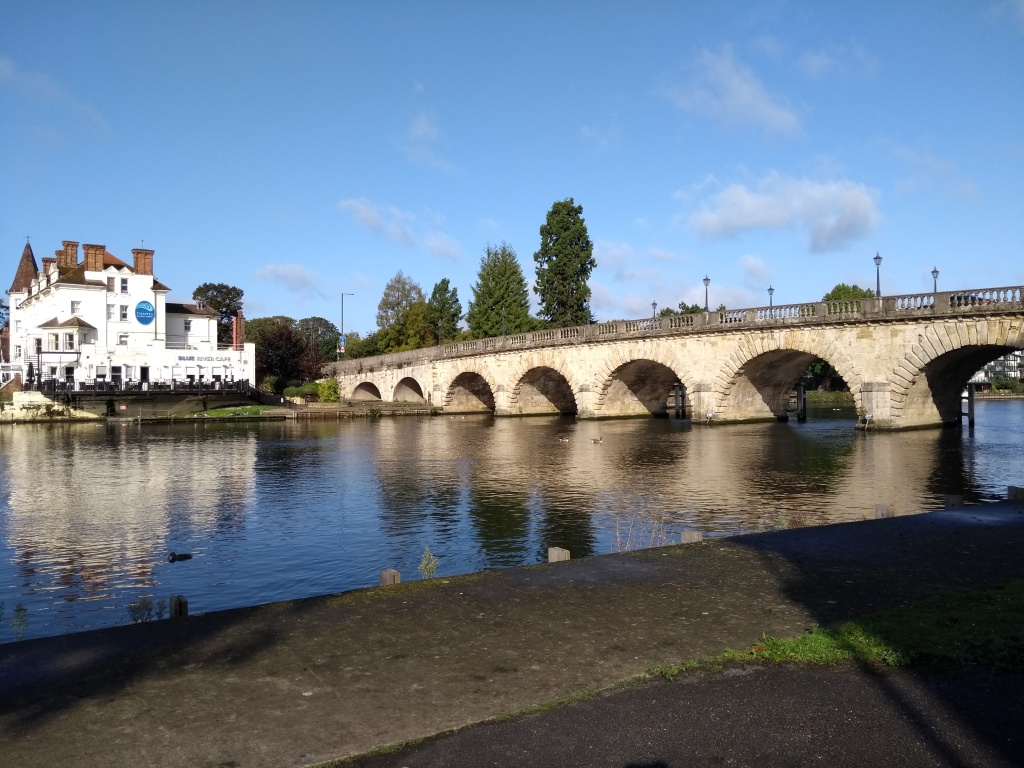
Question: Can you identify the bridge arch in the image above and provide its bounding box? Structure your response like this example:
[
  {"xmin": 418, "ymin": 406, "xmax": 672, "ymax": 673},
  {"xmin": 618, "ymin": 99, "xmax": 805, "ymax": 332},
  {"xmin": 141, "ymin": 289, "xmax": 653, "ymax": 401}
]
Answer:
[
  {"xmin": 393, "ymin": 376, "xmax": 426, "ymax": 403},
  {"xmin": 351, "ymin": 381, "xmax": 382, "ymax": 401},
  {"xmin": 890, "ymin": 318, "xmax": 1023, "ymax": 426},
  {"xmin": 714, "ymin": 334, "xmax": 862, "ymax": 422},
  {"xmin": 506, "ymin": 353, "xmax": 582, "ymax": 415},
  {"xmin": 442, "ymin": 366, "xmax": 498, "ymax": 413},
  {"xmin": 593, "ymin": 342, "xmax": 696, "ymax": 417}
]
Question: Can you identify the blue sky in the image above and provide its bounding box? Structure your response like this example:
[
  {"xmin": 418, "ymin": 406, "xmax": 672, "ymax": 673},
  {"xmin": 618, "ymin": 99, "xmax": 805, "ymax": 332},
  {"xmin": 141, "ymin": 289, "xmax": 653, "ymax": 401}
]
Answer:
[{"xmin": 3, "ymin": 2, "xmax": 1023, "ymax": 336}]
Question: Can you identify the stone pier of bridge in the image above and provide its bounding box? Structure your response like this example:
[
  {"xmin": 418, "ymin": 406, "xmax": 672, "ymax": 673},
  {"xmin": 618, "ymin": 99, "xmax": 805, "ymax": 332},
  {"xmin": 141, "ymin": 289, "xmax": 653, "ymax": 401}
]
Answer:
[{"xmin": 329, "ymin": 288, "xmax": 1023, "ymax": 430}]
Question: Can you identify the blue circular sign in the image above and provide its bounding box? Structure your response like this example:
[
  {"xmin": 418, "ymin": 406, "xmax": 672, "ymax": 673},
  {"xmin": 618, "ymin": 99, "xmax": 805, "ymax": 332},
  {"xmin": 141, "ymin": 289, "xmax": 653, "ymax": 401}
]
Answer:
[{"xmin": 135, "ymin": 301, "xmax": 155, "ymax": 325}]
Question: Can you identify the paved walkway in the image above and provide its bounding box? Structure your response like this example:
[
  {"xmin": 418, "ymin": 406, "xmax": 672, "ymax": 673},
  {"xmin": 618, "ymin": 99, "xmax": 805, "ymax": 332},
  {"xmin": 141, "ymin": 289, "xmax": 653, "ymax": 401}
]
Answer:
[{"xmin": 2, "ymin": 501, "xmax": 1024, "ymax": 768}]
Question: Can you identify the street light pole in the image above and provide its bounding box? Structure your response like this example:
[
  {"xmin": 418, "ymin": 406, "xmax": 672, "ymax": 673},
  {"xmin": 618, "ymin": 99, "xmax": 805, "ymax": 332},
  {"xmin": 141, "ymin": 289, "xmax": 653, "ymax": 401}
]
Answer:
[
  {"xmin": 339, "ymin": 292, "xmax": 354, "ymax": 357},
  {"xmin": 768, "ymin": 285, "xmax": 774, "ymax": 308},
  {"xmin": 932, "ymin": 267, "xmax": 939, "ymax": 293},
  {"xmin": 873, "ymin": 253, "xmax": 882, "ymax": 297},
  {"xmin": 703, "ymin": 275, "xmax": 710, "ymax": 311},
  {"xmin": 652, "ymin": 300, "xmax": 657, "ymax": 318}
]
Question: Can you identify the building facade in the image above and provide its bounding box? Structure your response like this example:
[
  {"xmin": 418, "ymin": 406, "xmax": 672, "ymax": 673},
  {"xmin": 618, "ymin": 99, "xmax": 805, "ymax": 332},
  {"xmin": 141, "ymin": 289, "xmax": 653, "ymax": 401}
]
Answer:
[{"xmin": 2, "ymin": 240, "xmax": 254, "ymax": 389}]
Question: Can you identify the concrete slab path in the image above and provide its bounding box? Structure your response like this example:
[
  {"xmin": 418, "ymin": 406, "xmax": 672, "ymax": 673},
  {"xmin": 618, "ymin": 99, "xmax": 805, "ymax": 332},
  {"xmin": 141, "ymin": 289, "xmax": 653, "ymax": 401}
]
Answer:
[{"xmin": 3, "ymin": 501, "xmax": 1024, "ymax": 768}]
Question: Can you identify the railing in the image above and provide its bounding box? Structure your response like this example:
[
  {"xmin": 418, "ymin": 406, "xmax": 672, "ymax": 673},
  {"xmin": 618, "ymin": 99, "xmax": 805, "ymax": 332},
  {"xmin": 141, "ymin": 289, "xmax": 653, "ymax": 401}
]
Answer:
[
  {"xmin": 25, "ymin": 378, "xmax": 252, "ymax": 395},
  {"xmin": 329, "ymin": 284, "xmax": 1023, "ymax": 374}
]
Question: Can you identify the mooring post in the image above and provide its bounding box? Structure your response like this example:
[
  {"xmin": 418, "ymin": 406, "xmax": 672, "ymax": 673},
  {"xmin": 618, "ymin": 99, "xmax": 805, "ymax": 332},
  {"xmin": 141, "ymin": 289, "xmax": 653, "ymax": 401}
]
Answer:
[
  {"xmin": 673, "ymin": 384, "xmax": 683, "ymax": 419},
  {"xmin": 875, "ymin": 504, "xmax": 893, "ymax": 519},
  {"xmin": 796, "ymin": 382, "xmax": 807, "ymax": 422},
  {"xmin": 967, "ymin": 383, "xmax": 975, "ymax": 428},
  {"xmin": 170, "ymin": 595, "xmax": 189, "ymax": 619},
  {"xmin": 944, "ymin": 494, "xmax": 964, "ymax": 509},
  {"xmin": 681, "ymin": 531, "xmax": 703, "ymax": 544},
  {"xmin": 380, "ymin": 568, "xmax": 401, "ymax": 585},
  {"xmin": 1009, "ymin": 486, "xmax": 1024, "ymax": 500}
]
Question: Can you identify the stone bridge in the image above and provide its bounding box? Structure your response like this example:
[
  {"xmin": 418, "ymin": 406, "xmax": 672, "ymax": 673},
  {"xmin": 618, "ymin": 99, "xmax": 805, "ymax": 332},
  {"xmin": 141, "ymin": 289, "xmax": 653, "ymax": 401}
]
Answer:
[{"xmin": 330, "ymin": 287, "xmax": 1024, "ymax": 430}]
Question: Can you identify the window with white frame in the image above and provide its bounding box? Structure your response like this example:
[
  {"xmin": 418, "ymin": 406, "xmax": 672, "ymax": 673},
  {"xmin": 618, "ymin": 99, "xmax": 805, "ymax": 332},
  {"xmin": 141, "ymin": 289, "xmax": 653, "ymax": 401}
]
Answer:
[
  {"xmin": 71, "ymin": 300, "xmax": 81, "ymax": 315},
  {"xmin": 120, "ymin": 305, "xmax": 128, "ymax": 321},
  {"xmin": 48, "ymin": 333, "xmax": 59, "ymax": 351},
  {"xmin": 64, "ymin": 333, "xmax": 75, "ymax": 351},
  {"xmin": 107, "ymin": 305, "xmax": 114, "ymax": 321},
  {"xmin": 14, "ymin": 345, "xmax": 21, "ymax": 359},
  {"xmin": 107, "ymin": 276, "xmax": 115, "ymax": 292},
  {"xmin": 14, "ymin": 320, "xmax": 20, "ymax": 333},
  {"xmin": 120, "ymin": 277, "xmax": 129, "ymax": 293},
  {"xmin": 118, "ymin": 334, "xmax": 129, "ymax": 345},
  {"xmin": 184, "ymin": 319, "xmax": 192, "ymax": 333}
]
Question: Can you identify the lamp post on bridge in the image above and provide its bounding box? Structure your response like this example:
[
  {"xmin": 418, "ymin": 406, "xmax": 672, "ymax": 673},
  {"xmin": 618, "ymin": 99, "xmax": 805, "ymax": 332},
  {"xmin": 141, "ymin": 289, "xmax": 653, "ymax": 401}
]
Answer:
[
  {"xmin": 703, "ymin": 275, "xmax": 710, "ymax": 311},
  {"xmin": 768, "ymin": 285, "xmax": 774, "ymax": 308},
  {"xmin": 651, "ymin": 300, "xmax": 657, "ymax": 318},
  {"xmin": 873, "ymin": 253, "xmax": 882, "ymax": 297},
  {"xmin": 339, "ymin": 292, "xmax": 353, "ymax": 358},
  {"xmin": 932, "ymin": 267, "xmax": 939, "ymax": 293}
]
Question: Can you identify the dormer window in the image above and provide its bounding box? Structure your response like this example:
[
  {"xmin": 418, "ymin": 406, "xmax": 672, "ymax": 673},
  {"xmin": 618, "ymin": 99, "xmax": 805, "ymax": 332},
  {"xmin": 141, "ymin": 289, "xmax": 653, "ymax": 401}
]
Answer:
[{"xmin": 184, "ymin": 319, "xmax": 192, "ymax": 333}]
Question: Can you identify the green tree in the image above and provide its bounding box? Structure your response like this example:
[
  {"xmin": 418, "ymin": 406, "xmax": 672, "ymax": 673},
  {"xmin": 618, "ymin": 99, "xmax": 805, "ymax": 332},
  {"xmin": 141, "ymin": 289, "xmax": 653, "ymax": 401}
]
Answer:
[
  {"xmin": 0, "ymin": 296, "xmax": 8, "ymax": 328},
  {"xmin": 823, "ymin": 283, "xmax": 874, "ymax": 301},
  {"xmin": 342, "ymin": 330, "xmax": 383, "ymax": 360},
  {"xmin": 533, "ymin": 198, "xmax": 596, "ymax": 327},
  {"xmin": 193, "ymin": 283, "xmax": 244, "ymax": 344},
  {"xmin": 427, "ymin": 278, "xmax": 463, "ymax": 343},
  {"xmin": 376, "ymin": 271, "xmax": 426, "ymax": 352},
  {"xmin": 246, "ymin": 316, "xmax": 303, "ymax": 386},
  {"xmin": 467, "ymin": 242, "xmax": 533, "ymax": 338},
  {"xmin": 298, "ymin": 316, "xmax": 341, "ymax": 362}
]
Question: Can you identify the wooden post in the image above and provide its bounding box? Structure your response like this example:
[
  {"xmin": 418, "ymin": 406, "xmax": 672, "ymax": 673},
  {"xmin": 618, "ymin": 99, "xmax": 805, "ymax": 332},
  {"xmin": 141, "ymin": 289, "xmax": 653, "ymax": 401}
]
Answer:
[
  {"xmin": 1009, "ymin": 486, "xmax": 1024, "ymax": 500},
  {"xmin": 548, "ymin": 547, "xmax": 570, "ymax": 562},
  {"xmin": 170, "ymin": 595, "xmax": 189, "ymax": 619},
  {"xmin": 673, "ymin": 384, "xmax": 683, "ymax": 419},
  {"xmin": 967, "ymin": 383, "xmax": 975, "ymax": 428},
  {"xmin": 681, "ymin": 531, "xmax": 703, "ymax": 544},
  {"xmin": 380, "ymin": 568, "xmax": 401, "ymax": 585},
  {"xmin": 796, "ymin": 382, "xmax": 807, "ymax": 422},
  {"xmin": 875, "ymin": 504, "xmax": 893, "ymax": 519},
  {"xmin": 943, "ymin": 494, "xmax": 965, "ymax": 509}
]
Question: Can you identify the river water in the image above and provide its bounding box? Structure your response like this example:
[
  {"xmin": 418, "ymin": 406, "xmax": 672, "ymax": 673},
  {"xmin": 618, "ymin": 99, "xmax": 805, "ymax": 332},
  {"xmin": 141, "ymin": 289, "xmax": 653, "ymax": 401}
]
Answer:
[{"xmin": 2, "ymin": 401, "xmax": 1022, "ymax": 642}]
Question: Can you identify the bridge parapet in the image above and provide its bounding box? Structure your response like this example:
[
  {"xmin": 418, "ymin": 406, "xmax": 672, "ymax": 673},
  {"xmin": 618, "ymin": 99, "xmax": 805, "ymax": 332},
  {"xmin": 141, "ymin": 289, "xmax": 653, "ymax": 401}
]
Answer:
[{"xmin": 330, "ymin": 285, "xmax": 1022, "ymax": 375}]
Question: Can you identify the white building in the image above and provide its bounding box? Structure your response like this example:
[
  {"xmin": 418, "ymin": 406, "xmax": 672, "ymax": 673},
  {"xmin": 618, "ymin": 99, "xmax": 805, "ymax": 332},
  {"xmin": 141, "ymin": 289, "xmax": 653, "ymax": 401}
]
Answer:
[{"xmin": 2, "ymin": 240, "xmax": 254, "ymax": 389}]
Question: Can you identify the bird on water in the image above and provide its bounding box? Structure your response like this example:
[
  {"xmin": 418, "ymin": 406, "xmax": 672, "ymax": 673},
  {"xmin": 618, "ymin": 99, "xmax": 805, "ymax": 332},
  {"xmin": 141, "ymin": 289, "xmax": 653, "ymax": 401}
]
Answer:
[{"xmin": 168, "ymin": 552, "xmax": 193, "ymax": 563}]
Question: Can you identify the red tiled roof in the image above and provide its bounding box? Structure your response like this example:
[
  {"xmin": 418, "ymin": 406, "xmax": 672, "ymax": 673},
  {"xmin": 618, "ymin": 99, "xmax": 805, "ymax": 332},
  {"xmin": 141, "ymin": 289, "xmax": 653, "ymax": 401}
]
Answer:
[{"xmin": 103, "ymin": 251, "xmax": 130, "ymax": 269}]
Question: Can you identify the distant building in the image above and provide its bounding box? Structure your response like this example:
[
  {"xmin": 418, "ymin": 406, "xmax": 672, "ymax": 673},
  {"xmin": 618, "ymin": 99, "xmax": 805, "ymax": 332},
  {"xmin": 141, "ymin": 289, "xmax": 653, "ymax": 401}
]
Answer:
[
  {"xmin": 2, "ymin": 240, "xmax": 254, "ymax": 389},
  {"xmin": 969, "ymin": 350, "xmax": 1022, "ymax": 385}
]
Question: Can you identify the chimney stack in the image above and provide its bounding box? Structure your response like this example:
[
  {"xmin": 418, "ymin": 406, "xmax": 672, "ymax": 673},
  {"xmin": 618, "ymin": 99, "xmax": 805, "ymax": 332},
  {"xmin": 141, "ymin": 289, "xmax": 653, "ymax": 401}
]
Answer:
[
  {"xmin": 42, "ymin": 257, "xmax": 56, "ymax": 274},
  {"xmin": 60, "ymin": 240, "xmax": 79, "ymax": 268},
  {"xmin": 132, "ymin": 248, "xmax": 154, "ymax": 276},
  {"xmin": 82, "ymin": 244, "xmax": 105, "ymax": 272}
]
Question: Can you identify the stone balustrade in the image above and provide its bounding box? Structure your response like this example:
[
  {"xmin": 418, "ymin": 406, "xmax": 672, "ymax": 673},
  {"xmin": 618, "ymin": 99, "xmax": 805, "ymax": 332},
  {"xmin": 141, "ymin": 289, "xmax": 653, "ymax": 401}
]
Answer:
[{"xmin": 332, "ymin": 285, "xmax": 1023, "ymax": 375}]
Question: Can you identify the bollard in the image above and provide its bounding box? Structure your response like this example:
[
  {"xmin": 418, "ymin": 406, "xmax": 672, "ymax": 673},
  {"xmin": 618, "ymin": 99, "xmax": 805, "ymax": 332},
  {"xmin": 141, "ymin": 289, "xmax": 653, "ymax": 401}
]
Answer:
[
  {"xmin": 875, "ymin": 504, "xmax": 893, "ymax": 519},
  {"xmin": 681, "ymin": 531, "xmax": 703, "ymax": 544},
  {"xmin": 548, "ymin": 547, "xmax": 570, "ymax": 563},
  {"xmin": 170, "ymin": 595, "xmax": 189, "ymax": 619},
  {"xmin": 944, "ymin": 494, "xmax": 965, "ymax": 509},
  {"xmin": 380, "ymin": 568, "xmax": 401, "ymax": 586},
  {"xmin": 1009, "ymin": 486, "xmax": 1024, "ymax": 501}
]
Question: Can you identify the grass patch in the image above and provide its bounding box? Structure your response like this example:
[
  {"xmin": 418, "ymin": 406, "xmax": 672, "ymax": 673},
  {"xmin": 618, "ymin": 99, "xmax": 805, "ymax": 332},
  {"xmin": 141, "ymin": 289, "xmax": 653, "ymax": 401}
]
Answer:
[
  {"xmin": 203, "ymin": 405, "xmax": 282, "ymax": 417},
  {"xmin": 651, "ymin": 580, "xmax": 1024, "ymax": 680},
  {"xmin": 805, "ymin": 390, "xmax": 855, "ymax": 405}
]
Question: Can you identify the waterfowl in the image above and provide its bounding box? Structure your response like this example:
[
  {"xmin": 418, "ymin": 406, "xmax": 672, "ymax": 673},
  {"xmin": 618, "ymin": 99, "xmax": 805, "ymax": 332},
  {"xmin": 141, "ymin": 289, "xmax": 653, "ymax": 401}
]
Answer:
[
  {"xmin": 558, "ymin": 436, "xmax": 570, "ymax": 443},
  {"xmin": 168, "ymin": 552, "xmax": 193, "ymax": 563},
  {"xmin": 591, "ymin": 437, "xmax": 603, "ymax": 444}
]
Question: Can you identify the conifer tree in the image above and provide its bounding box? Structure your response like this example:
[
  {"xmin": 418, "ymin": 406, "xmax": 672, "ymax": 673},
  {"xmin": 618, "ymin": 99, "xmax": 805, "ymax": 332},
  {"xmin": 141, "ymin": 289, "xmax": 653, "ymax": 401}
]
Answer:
[
  {"xmin": 533, "ymin": 198, "xmax": 596, "ymax": 327},
  {"xmin": 466, "ymin": 243, "xmax": 532, "ymax": 338}
]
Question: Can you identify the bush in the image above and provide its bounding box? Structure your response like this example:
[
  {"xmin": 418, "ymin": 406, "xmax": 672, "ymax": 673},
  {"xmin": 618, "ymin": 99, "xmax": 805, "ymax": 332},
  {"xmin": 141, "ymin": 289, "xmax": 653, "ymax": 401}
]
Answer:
[
  {"xmin": 317, "ymin": 378, "xmax": 340, "ymax": 402},
  {"xmin": 259, "ymin": 375, "xmax": 280, "ymax": 395}
]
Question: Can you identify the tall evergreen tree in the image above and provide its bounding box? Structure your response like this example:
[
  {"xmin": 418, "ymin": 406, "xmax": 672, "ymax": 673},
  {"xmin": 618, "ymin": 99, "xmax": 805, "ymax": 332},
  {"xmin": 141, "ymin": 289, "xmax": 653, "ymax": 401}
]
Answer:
[
  {"xmin": 427, "ymin": 278, "xmax": 463, "ymax": 343},
  {"xmin": 533, "ymin": 198, "xmax": 596, "ymax": 327},
  {"xmin": 466, "ymin": 243, "xmax": 532, "ymax": 338}
]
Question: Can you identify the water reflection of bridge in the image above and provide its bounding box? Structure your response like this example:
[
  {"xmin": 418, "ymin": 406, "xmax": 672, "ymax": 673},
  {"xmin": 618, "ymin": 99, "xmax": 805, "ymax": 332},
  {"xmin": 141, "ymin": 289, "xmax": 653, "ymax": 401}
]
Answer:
[{"xmin": 334, "ymin": 287, "xmax": 1024, "ymax": 430}]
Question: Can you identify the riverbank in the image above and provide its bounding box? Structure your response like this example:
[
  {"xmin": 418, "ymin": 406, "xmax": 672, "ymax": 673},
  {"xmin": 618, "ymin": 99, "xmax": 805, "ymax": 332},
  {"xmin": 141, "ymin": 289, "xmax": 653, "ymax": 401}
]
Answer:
[{"xmin": 3, "ymin": 498, "xmax": 1024, "ymax": 768}]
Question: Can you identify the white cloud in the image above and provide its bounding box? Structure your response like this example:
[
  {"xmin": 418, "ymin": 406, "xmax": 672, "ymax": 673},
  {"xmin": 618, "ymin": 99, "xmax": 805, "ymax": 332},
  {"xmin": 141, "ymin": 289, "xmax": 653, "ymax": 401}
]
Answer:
[
  {"xmin": 580, "ymin": 117, "xmax": 621, "ymax": 150},
  {"xmin": 400, "ymin": 112, "xmax": 451, "ymax": 171},
  {"xmin": 796, "ymin": 42, "xmax": 878, "ymax": 79},
  {"xmin": 252, "ymin": 263, "xmax": 325, "ymax": 300},
  {"xmin": 0, "ymin": 56, "xmax": 108, "ymax": 131},
  {"xmin": 892, "ymin": 145, "xmax": 979, "ymax": 200},
  {"xmin": 739, "ymin": 254, "xmax": 771, "ymax": 285},
  {"xmin": 423, "ymin": 231, "xmax": 461, "ymax": 262},
  {"xmin": 989, "ymin": 0, "xmax": 1024, "ymax": 31},
  {"xmin": 689, "ymin": 172, "xmax": 880, "ymax": 252},
  {"xmin": 665, "ymin": 45, "xmax": 801, "ymax": 136},
  {"xmin": 337, "ymin": 197, "xmax": 417, "ymax": 246}
]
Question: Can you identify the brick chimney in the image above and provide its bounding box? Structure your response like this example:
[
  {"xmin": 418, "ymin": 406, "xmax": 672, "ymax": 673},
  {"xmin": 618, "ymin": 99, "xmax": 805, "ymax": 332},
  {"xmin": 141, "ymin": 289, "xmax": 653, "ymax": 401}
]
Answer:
[
  {"xmin": 83, "ymin": 244, "xmax": 105, "ymax": 272},
  {"xmin": 131, "ymin": 248, "xmax": 154, "ymax": 276},
  {"xmin": 59, "ymin": 240, "xmax": 79, "ymax": 268},
  {"xmin": 42, "ymin": 257, "xmax": 56, "ymax": 274}
]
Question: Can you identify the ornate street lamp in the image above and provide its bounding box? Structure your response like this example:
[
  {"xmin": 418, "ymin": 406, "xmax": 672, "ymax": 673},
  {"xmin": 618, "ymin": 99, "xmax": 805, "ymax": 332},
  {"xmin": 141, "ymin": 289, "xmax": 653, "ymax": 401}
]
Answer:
[
  {"xmin": 339, "ymin": 292, "xmax": 354, "ymax": 357},
  {"xmin": 768, "ymin": 285, "xmax": 774, "ymax": 308},
  {"xmin": 652, "ymin": 300, "xmax": 657, "ymax": 318},
  {"xmin": 873, "ymin": 253, "xmax": 882, "ymax": 297},
  {"xmin": 703, "ymin": 275, "xmax": 710, "ymax": 311},
  {"xmin": 932, "ymin": 266, "xmax": 939, "ymax": 293}
]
